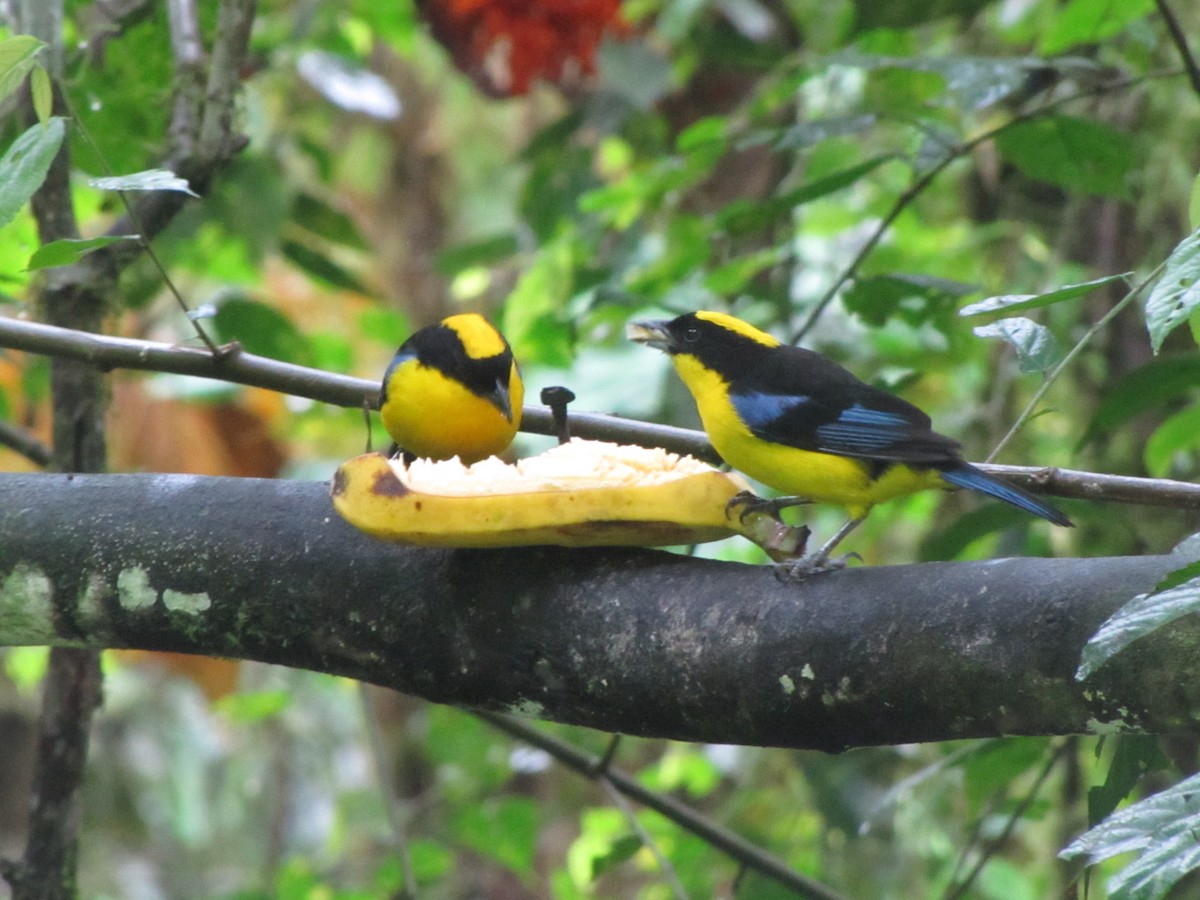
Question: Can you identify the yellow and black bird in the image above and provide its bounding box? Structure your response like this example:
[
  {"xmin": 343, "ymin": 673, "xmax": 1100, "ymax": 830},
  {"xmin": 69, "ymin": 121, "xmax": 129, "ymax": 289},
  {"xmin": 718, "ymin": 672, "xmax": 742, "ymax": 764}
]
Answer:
[
  {"xmin": 628, "ymin": 310, "xmax": 1072, "ymax": 574},
  {"xmin": 380, "ymin": 313, "xmax": 523, "ymax": 464}
]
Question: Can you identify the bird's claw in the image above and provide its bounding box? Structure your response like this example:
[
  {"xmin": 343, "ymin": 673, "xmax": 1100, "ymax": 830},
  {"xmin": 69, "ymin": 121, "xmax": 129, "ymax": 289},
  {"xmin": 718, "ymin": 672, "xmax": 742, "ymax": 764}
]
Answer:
[
  {"xmin": 725, "ymin": 491, "xmax": 810, "ymax": 525},
  {"xmin": 773, "ymin": 551, "xmax": 863, "ymax": 584},
  {"xmin": 726, "ymin": 492, "xmax": 812, "ymax": 561}
]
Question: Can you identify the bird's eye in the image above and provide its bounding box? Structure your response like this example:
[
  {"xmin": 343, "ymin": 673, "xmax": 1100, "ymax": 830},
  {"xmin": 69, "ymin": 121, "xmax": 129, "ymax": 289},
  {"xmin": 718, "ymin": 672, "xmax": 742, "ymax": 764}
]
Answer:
[{"xmin": 683, "ymin": 326, "xmax": 700, "ymax": 343}]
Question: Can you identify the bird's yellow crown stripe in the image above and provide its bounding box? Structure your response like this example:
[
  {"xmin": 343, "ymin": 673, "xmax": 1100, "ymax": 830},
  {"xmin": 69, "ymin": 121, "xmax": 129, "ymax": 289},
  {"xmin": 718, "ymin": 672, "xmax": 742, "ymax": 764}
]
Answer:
[
  {"xmin": 444, "ymin": 313, "xmax": 509, "ymax": 359},
  {"xmin": 695, "ymin": 311, "xmax": 780, "ymax": 348}
]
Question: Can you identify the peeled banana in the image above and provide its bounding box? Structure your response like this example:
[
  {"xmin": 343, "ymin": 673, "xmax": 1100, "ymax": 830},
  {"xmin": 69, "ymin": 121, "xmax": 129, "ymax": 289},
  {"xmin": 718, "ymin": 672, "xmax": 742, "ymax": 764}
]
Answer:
[{"xmin": 331, "ymin": 438, "xmax": 757, "ymax": 548}]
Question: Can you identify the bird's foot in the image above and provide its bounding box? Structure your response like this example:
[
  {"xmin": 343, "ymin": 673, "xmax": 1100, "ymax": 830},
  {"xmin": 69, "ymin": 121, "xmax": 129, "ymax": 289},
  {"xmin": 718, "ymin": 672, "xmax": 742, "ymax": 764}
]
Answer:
[
  {"xmin": 726, "ymin": 492, "xmax": 812, "ymax": 562},
  {"xmin": 725, "ymin": 491, "xmax": 810, "ymax": 524},
  {"xmin": 774, "ymin": 551, "xmax": 863, "ymax": 584}
]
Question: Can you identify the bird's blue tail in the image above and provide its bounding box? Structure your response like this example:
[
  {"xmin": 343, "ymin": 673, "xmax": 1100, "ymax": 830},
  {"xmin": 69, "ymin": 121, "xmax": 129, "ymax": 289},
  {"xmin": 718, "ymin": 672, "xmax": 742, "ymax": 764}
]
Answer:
[{"xmin": 939, "ymin": 463, "xmax": 1073, "ymax": 527}]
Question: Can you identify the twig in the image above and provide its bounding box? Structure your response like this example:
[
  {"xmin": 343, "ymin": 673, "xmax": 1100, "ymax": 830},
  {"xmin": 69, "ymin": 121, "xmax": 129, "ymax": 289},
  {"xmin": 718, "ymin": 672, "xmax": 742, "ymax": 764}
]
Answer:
[
  {"xmin": 984, "ymin": 264, "xmax": 1163, "ymax": 462},
  {"xmin": 600, "ymin": 781, "xmax": 690, "ymax": 900},
  {"xmin": 4, "ymin": 315, "xmax": 1200, "ymax": 510},
  {"xmin": 1156, "ymin": 0, "xmax": 1200, "ymax": 97},
  {"xmin": 0, "ymin": 419, "xmax": 51, "ymax": 467},
  {"xmin": 0, "ymin": 316, "xmax": 720, "ymax": 461},
  {"xmin": 942, "ymin": 741, "xmax": 1070, "ymax": 900},
  {"xmin": 790, "ymin": 70, "xmax": 1175, "ymax": 343},
  {"xmin": 58, "ymin": 89, "xmax": 223, "ymax": 353},
  {"xmin": 0, "ymin": 649, "xmax": 103, "ymax": 900},
  {"xmin": 358, "ymin": 684, "xmax": 417, "ymax": 900},
  {"xmin": 475, "ymin": 712, "xmax": 847, "ymax": 900},
  {"xmin": 166, "ymin": 0, "xmax": 204, "ymax": 67}
]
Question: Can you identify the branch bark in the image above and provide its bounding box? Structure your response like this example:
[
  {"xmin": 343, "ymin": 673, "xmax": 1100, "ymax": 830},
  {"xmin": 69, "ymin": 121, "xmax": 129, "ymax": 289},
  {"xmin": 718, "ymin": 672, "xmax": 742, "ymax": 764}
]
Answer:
[{"xmin": 1, "ymin": 471, "xmax": 1196, "ymax": 752}]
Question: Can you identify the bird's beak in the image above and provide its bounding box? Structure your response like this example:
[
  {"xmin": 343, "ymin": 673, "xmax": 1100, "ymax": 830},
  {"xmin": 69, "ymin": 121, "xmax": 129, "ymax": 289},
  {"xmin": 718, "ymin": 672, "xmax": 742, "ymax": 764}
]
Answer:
[
  {"xmin": 626, "ymin": 319, "xmax": 673, "ymax": 352},
  {"xmin": 488, "ymin": 378, "xmax": 514, "ymax": 421}
]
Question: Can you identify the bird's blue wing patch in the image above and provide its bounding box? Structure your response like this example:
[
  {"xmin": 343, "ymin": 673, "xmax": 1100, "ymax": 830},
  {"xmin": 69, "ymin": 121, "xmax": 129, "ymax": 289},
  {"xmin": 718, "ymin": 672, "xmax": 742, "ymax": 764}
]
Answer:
[
  {"xmin": 730, "ymin": 390, "xmax": 811, "ymax": 431},
  {"xmin": 815, "ymin": 403, "xmax": 916, "ymax": 454}
]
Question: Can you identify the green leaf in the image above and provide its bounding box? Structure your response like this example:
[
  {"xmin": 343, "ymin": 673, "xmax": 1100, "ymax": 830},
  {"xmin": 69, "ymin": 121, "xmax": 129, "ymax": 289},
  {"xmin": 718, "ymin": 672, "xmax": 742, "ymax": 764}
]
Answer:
[
  {"xmin": 1062, "ymin": 768, "xmax": 1200, "ymax": 899},
  {"xmin": 1080, "ymin": 356, "xmax": 1200, "ymax": 447},
  {"xmin": 1156, "ymin": 558, "xmax": 1200, "ymax": 592},
  {"xmin": 845, "ymin": 273, "xmax": 976, "ymax": 328},
  {"xmin": 0, "ymin": 36, "xmax": 45, "ymax": 105},
  {"xmin": 3, "ymin": 646, "xmax": 48, "ymax": 694},
  {"xmin": 30, "ymin": 65, "xmax": 51, "ymax": 124},
  {"xmin": 1076, "ymin": 575, "xmax": 1200, "ymax": 680},
  {"xmin": 436, "ymin": 233, "xmax": 520, "ymax": 276},
  {"xmin": 212, "ymin": 297, "xmax": 315, "ymax": 366},
  {"xmin": 1145, "ymin": 228, "xmax": 1200, "ymax": 353},
  {"xmin": 453, "ymin": 797, "xmax": 538, "ymax": 876},
  {"xmin": 717, "ymin": 156, "xmax": 891, "ymax": 235},
  {"xmin": 676, "ymin": 115, "xmax": 727, "ymax": 152},
  {"xmin": 358, "ymin": 307, "xmax": 409, "ymax": 348},
  {"xmin": 959, "ymin": 274, "xmax": 1130, "ymax": 317},
  {"xmin": 0, "ymin": 117, "xmax": 66, "ymax": 230},
  {"xmin": 590, "ymin": 833, "xmax": 642, "ymax": 879},
  {"xmin": 280, "ymin": 239, "xmax": 369, "ymax": 293},
  {"xmin": 705, "ymin": 247, "xmax": 782, "ymax": 295},
  {"xmin": 973, "ymin": 316, "xmax": 1064, "ymax": 373},
  {"xmin": 290, "ymin": 192, "xmax": 368, "ymax": 250},
  {"xmin": 864, "ymin": 66, "xmax": 946, "ymax": 114},
  {"xmin": 773, "ymin": 114, "xmax": 877, "ymax": 150},
  {"xmin": 1088, "ymin": 736, "xmax": 1169, "ymax": 825},
  {"xmin": 88, "ymin": 168, "xmax": 199, "ymax": 196},
  {"xmin": 27, "ymin": 235, "xmax": 139, "ymax": 270},
  {"xmin": 996, "ymin": 116, "xmax": 1135, "ymax": 197},
  {"xmin": 1144, "ymin": 404, "xmax": 1200, "ymax": 477},
  {"xmin": 1040, "ymin": 0, "xmax": 1155, "ymax": 55}
]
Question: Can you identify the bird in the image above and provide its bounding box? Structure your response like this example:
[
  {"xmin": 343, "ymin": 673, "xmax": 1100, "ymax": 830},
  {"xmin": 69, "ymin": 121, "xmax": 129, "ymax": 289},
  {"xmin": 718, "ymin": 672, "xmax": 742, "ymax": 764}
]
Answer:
[
  {"xmin": 379, "ymin": 313, "xmax": 523, "ymax": 464},
  {"xmin": 628, "ymin": 310, "xmax": 1072, "ymax": 575}
]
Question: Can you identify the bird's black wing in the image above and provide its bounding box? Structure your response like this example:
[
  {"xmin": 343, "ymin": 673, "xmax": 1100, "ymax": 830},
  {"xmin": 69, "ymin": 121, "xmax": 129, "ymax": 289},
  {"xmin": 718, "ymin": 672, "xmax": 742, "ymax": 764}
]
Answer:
[{"xmin": 728, "ymin": 346, "xmax": 960, "ymax": 463}]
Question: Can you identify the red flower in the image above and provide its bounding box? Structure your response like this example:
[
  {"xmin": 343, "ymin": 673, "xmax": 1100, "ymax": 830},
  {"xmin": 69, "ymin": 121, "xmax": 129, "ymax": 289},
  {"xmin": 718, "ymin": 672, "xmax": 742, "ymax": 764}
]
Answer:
[{"xmin": 420, "ymin": 0, "xmax": 627, "ymax": 97}]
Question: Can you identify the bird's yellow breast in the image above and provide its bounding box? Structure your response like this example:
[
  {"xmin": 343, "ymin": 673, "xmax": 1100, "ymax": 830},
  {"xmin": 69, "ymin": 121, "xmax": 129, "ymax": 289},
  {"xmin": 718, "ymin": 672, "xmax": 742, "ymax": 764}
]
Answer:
[
  {"xmin": 671, "ymin": 354, "xmax": 941, "ymax": 518},
  {"xmin": 381, "ymin": 359, "xmax": 522, "ymax": 463}
]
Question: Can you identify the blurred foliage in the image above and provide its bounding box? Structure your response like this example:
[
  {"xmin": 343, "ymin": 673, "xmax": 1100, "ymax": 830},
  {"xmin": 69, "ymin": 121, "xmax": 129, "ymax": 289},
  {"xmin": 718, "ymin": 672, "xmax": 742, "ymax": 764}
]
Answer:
[{"xmin": 0, "ymin": 0, "xmax": 1199, "ymax": 897}]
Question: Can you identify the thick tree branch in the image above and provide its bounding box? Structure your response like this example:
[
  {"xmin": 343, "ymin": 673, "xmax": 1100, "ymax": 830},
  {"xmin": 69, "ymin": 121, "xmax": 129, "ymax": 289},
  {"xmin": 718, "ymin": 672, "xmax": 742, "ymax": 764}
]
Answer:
[
  {"xmin": 3, "ymin": 315, "xmax": 1199, "ymax": 510},
  {"xmin": 1, "ymin": 472, "xmax": 1197, "ymax": 751}
]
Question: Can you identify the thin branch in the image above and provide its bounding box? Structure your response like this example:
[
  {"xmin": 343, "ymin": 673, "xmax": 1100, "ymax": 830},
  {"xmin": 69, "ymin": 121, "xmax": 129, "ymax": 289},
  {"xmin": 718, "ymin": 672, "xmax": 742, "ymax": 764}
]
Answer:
[
  {"xmin": 942, "ymin": 741, "xmax": 1070, "ymax": 900},
  {"xmin": 0, "ymin": 419, "xmax": 51, "ymax": 467},
  {"xmin": 0, "ymin": 316, "xmax": 720, "ymax": 462},
  {"xmin": 600, "ymin": 780, "xmax": 690, "ymax": 900},
  {"xmin": 197, "ymin": 0, "xmax": 256, "ymax": 160},
  {"xmin": 358, "ymin": 684, "xmax": 416, "ymax": 900},
  {"xmin": 475, "ymin": 713, "xmax": 846, "ymax": 900},
  {"xmin": 790, "ymin": 70, "xmax": 1176, "ymax": 343},
  {"xmin": 985, "ymin": 264, "xmax": 1162, "ymax": 463},
  {"xmin": 1155, "ymin": 0, "xmax": 1200, "ymax": 97},
  {"xmin": 166, "ymin": 0, "xmax": 204, "ymax": 68},
  {"xmin": 4, "ymin": 315, "xmax": 1200, "ymax": 510},
  {"xmin": 59, "ymin": 89, "xmax": 223, "ymax": 353}
]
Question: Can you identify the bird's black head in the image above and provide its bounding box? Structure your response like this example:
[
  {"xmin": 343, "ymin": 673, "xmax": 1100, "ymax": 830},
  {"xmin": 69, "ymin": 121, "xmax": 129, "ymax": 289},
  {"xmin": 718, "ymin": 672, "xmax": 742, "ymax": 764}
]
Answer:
[
  {"xmin": 627, "ymin": 311, "xmax": 780, "ymax": 375},
  {"xmin": 382, "ymin": 314, "xmax": 517, "ymax": 420}
]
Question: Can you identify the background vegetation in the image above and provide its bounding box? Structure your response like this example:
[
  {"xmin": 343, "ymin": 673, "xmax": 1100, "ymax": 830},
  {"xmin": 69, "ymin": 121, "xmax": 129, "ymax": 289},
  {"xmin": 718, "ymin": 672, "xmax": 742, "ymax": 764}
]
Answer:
[{"xmin": 2, "ymin": 0, "xmax": 1200, "ymax": 896}]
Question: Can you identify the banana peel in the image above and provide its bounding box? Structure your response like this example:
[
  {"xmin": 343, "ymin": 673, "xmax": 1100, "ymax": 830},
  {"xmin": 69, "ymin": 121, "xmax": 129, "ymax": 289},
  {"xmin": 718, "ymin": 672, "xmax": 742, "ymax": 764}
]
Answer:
[{"xmin": 331, "ymin": 438, "xmax": 808, "ymax": 556}]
